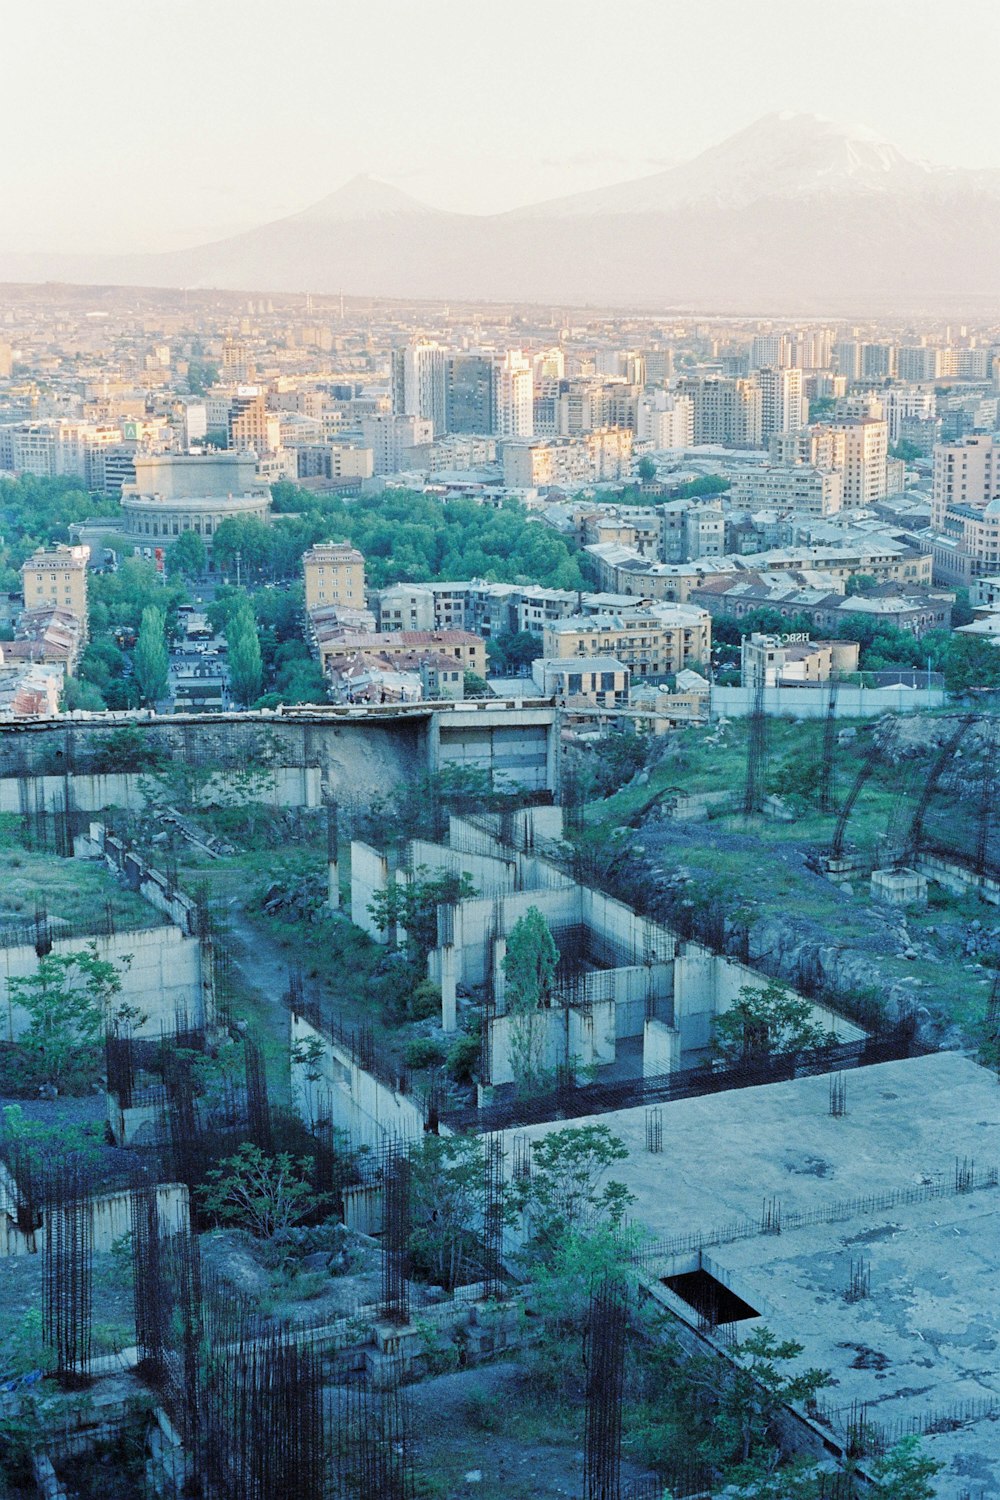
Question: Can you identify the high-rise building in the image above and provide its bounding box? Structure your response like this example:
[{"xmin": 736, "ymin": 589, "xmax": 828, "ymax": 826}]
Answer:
[
  {"xmin": 674, "ymin": 376, "xmax": 762, "ymax": 447},
  {"xmin": 897, "ymin": 345, "xmax": 939, "ymax": 383},
  {"xmin": 833, "ymin": 341, "xmax": 862, "ymax": 381},
  {"xmin": 823, "ymin": 418, "xmax": 888, "ymax": 508},
  {"xmin": 860, "ymin": 343, "xmax": 896, "ymax": 381},
  {"xmin": 221, "ymin": 339, "xmax": 255, "ymax": 384},
  {"xmin": 758, "ymin": 367, "xmax": 805, "ymax": 442},
  {"xmin": 882, "ymin": 387, "xmax": 936, "ymax": 445},
  {"xmin": 749, "ymin": 333, "xmax": 787, "ymax": 370},
  {"xmin": 446, "ymin": 354, "xmax": 494, "ymax": 434},
  {"xmin": 360, "ymin": 413, "xmax": 433, "ymax": 474},
  {"xmin": 931, "ymin": 433, "xmax": 1000, "ymax": 526},
  {"xmin": 491, "ymin": 350, "xmax": 533, "ymax": 437},
  {"xmin": 636, "ymin": 392, "xmax": 694, "ymax": 449},
  {"xmin": 391, "ymin": 341, "xmax": 448, "ymax": 436}
]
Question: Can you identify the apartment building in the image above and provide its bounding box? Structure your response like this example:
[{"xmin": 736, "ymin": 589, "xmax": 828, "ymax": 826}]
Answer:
[
  {"xmin": 730, "ymin": 465, "xmax": 843, "ymax": 517},
  {"xmin": 318, "ymin": 629, "xmax": 486, "ymax": 679},
  {"xmin": 542, "ymin": 606, "xmax": 711, "ymax": 680},
  {"xmin": 674, "ymin": 376, "xmax": 762, "ymax": 447},
  {"xmin": 531, "ymin": 655, "xmax": 630, "ymax": 708},
  {"xmin": 21, "ymin": 544, "xmax": 90, "ymax": 629},
  {"xmin": 303, "ymin": 541, "xmax": 366, "ymax": 612},
  {"xmin": 758, "ymin": 366, "xmax": 806, "ymax": 442}
]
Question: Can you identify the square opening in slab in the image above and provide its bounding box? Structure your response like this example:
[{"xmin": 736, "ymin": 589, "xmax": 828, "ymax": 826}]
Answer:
[{"xmin": 663, "ymin": 1268, "xmax": 760, "ymax": 1325}]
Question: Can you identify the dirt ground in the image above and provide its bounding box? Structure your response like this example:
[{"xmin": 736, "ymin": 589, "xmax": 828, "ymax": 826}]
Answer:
[{"xmin": 407, "ymin": 1363, "xmax": 657, "ymax": 1500}]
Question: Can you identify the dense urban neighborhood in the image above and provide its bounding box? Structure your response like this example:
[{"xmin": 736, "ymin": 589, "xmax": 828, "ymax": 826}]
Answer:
[{"xmin": 2, "ymin": 18, "xmax": 1000, "ymax": 1494}]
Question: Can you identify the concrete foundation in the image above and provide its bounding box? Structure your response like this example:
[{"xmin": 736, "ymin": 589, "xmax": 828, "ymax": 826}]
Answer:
[{"xmin": 870, "ymin": 865, "xmax": 928, "ymax": 906}]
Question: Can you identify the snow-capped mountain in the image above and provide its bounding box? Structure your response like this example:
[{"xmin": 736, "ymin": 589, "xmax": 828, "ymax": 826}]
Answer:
[
  {"xmin": 3, "ymin": 114, "xmax": 1000, "ymax": 312},
  {"xmin": 509, "ymin": 113, "xmax": 982, "ymax": 217}
]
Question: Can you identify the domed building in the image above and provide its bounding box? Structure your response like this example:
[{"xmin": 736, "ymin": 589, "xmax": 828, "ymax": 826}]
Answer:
[{"xmin": 120, "ymin": 452, "xmax": 271, "ymax": 563}]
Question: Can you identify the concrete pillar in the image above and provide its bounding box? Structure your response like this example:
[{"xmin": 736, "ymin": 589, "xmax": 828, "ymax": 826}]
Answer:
[
  {"xmin": 546, "ymin": 707, "xmax": 561, "ymax": 797},
  {"xmin": 493, "ymin": 936, "xmax": 507, "ymax": 1009},
  {"xmin": 440, "ymin": 944, "xmax": 457, "ymax": 1033},
  {"xmin": 643, "ymin": 1018, "xmax": 681, "ymax": 1078},
  {"xmin": 327, "ymin": 858, "xmax": 340, "ymax": 910}
]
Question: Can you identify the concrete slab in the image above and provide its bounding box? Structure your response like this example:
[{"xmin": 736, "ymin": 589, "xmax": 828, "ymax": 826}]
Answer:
[{"xmin": 505, "ymin": 1054, "xmax": 1000, "ymax": 1498}]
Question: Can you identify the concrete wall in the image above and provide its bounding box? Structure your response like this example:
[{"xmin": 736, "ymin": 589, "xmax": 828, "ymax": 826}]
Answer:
[
  {"xmin": 409, "ymin": 839, "xmax": 521, "ymax": 895},
  {"xmin": 290, "ymin": 1011, "xmax": 425, "ymax": 1151},
  {"xmin": 448, "ymin": 806, "xmax": 565, "ymax": 852},
  {"xmin": 711, "ymin": 684, "xmax": 946, "ymax": 719},
  {"xmin": 0, "ymin": 704, "xmax": 559, "ymax": 809},
  {"xmin": 673, "ymin": 944, "xmax": 866, "ymax": 1055},
  {"xmin": 0, "ymin": 1180, "xmax": 188, "ymax": 1257},
  {"xmin": 0, "ymin": 925, "xmax": 206, "ymax": 1042},
  {"xmin": 917, "ymin": 851, "xmax": 1000, "ymax": 907},
  {"xmin": 581, "ymin": 888, "xmax": 678, "ymax": 966},
  {"xmin": 430, "ymin": 887, "xmax": 581, "ymax": 988},
  {"xmin": 644, "ymin": 1017, "xmax": 682, "ymax": 1076},
  {"xmin": 0, "ymin": 766, "xmax": 322, "ymax": 815},
  {"xmin": 488, "ymin": 997, "xmax": 617, "ymax": 1087}
]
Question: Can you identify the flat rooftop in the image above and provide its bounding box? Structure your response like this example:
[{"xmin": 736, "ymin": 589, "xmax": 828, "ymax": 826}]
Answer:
[{"xmin": 507, "ymin": 1054, "xmax": 1000, "ymax": 1498}]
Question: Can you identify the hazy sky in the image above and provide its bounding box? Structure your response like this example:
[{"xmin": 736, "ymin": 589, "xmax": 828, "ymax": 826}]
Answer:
[{"xmin": 5, "ymin": 0, "xmax": 1000, "ymax": 254}]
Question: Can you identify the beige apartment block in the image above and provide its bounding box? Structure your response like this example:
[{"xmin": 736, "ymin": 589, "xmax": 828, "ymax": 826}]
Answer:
[
  {"xmin": 542, "ymin": 608, "xmax": 711, "ymax": 679},
  {"xmin": 21, "ymin": 544, "xmax": 90, "ymax": 625},
  {"xmin": 303, "ymin": 541, "xmax": 367, "ymax": 612}
]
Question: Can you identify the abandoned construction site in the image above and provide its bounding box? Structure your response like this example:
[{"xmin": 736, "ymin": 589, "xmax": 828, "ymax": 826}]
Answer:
[{"xmin": 0, "ymin": 701, "xmax": 998, "ymax": 1499}]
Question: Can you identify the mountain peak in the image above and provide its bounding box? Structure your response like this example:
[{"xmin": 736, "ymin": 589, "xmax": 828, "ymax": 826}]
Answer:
[
  {"xmin": 292, "ymin": 174, "xmax": 437, "ymax": 224},
  {"xmin": 510, "ymin": 111, "xmax": 936, "ymax": 219}
]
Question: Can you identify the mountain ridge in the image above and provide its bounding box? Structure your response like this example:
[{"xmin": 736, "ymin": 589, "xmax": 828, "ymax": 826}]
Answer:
[{"xmin": 3, "ymin": 113, "xmax": 1000, "ymax": 313}]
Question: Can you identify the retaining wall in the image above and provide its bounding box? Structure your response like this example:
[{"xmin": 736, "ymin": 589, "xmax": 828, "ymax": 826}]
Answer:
[
  {"xmin": 0, "ymin": 1180, "xmax": 188, "ymax": 1257},
  {"xmin": 0, "ymin": 925, "xmax": 206, "ymax": 1042},
  {"xmin": 290, "ymin": 1011, "xmax": 425, "ymax": 1151}
]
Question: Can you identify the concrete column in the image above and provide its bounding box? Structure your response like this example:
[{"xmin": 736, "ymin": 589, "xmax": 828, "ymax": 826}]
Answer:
[
  {"xmin": 643, "ymin": 1018, "xmax": 680, "ymax": 1078},
  {"xmin": 546, "ymin": 707, "xmax": 561, "ymax": 798},
  {"xmin": 440, "ymin": 944, "xmax": 457, "ymax": 1034},
  {"xmin": 493, "ymin": 936, "xmax": 507, "ymax": 1009},
  {"xmin": 327, "ymin": 858, "xmax": 340, "ymax": 910}
]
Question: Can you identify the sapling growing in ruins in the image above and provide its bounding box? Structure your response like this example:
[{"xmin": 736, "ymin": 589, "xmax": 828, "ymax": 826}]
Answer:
[{"xmin": 712, "ymin": 981, "xmax": 835, "ymax": 1067}]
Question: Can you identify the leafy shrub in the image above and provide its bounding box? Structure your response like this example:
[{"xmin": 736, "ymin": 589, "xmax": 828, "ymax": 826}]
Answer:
[
  {"xmin": 446, "ymin": 1032, "xmax": 480, "ymax": 1084},
  {"xmin": 404, "ymin": 1037, "xmax": 446, "ymax": 1070}
]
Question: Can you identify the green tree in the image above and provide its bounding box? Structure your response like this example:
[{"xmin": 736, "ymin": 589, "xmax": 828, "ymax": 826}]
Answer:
[
  {"xmin": 198, "ymin": 1143, "xmax": 323, "ymax": 1238},
  {"xmin": 870, "ymin": 1436, "xmax": 942, "ymax": 1499},
  {"xmin": 133, "ymin": 605, "xmax": 169, "ymax": 706},
  {"xmin": 487, "ymin": 629, "xmax": 543, "ymax": 675},
  {"xmin": 890, "ymin": 438, "xmax": 922, "ymax": 463},
  {"xmin": 504, "ymin": 907, "xmax": 559, "ymax": 1012},
  {"xmin": 713, "ymin": 981, "xmax": 834, "ymax": 1067},
  {"xmin": 8, "ymin": 944, "xmax": 134, "ymax": 1087},
  {"xmin": 521, "ymin": 1225, "xmax": 641, "ymax": 1394},
  {"xmin": 512, "ymin": 1123, "xmax": 633, "ymax": 1258},
  {"xmin": 637, "ymin": 455, "xmax": 657, "ymax": 483},
  {"xmin": 692, "ymin": 1326, "xmax": 832, "ymax": 1480},
  {"xmin": 845, "ymin": 573, "xmax": 877, "ymax": 596},
  {"xmin": 368, "ymin": 867, "xmax": 479, "ymax": 963},
  {"xmin": 463, "ymin": 671, "xmax": 490, "ymax": 698},
  {"xmin": 61, "ymin": 676, "xmax": 107, "ymax": 712},
  {"xmin": 938, "ymin": 632, "xmax": 1000, "ymax": 694},
  {"xmin": 167, "ymin": 530, "xmax": 206, "ymax": 580},
  {"xmin": 503, "ymin": 906, "xmax": 560, "ymax": 1094},
  {"xmin": 226, "ymin": 600, "xmax": 263, "ymax": 706},
  {"xmin": 407, "ymin": 1135, "xmax": 486, "ymax": 1289}
]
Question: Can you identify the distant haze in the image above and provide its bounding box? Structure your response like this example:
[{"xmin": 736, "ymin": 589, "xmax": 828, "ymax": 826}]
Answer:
[
  {"xmin": 3, "ymin": 0, "xmax": 1000, "ymax": 258},
  {"xmin": 4, "ymin": 111, "xmax": 1000, "ymax": 314}
]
